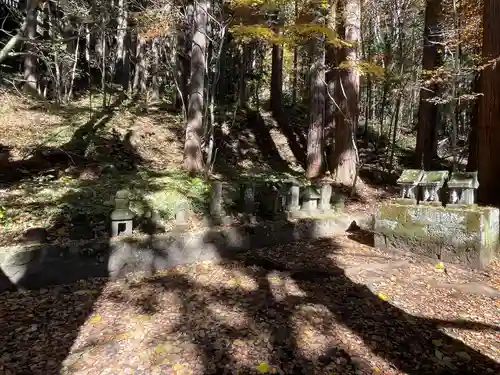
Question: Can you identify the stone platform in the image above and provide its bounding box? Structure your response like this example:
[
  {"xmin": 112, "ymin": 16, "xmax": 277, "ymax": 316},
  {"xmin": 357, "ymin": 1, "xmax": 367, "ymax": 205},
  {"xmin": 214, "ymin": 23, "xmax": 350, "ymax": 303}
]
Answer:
[{"xmin": 374, "ymin": 203, "xmax": 499, "ymax": 269}]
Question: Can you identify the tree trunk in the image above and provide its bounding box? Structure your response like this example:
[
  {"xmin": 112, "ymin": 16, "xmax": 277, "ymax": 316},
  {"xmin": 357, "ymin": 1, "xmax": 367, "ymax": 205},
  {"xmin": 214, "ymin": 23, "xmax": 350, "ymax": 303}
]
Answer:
[
  {"xmin": 150, "ymin": 38, "xmax": 160, "ymax": 101},
  {"xmin": 325, "ymin": 0, "xmax": 337, "ymax": 161},
  {"xmin": 132, "ymin": 37, "xmax": 145, "ymax": 94},
  {"xmin": 239, "ymin": 44, "xmax": 251, "ymax": 106},
  {"xmin": 379, "ymin": 37, "xmax": 393, "ymax": 139},
  {"xmin": 115, "ymin": 0, "xmax": 128, "ymax": 90},
  {"xmin": 184, "ymin": 0, "xmax": 208, "ymax": 174},
  {"xmin": 23, "ymin": 0, "xmax": 38, "ymax": 94},
  {"xmin": 330, "ymin": 0, "xmax": 360, "ymax": 186},
  {"xmin": 270, "ymin": 26, "xmax": 283, "ymax": 114},
  {"xmin": 467, "ymin": 72, "xmax": 480, "ymax": 172},
  {"xmin": 477, "ymin": 0, "xmax": 500, "ymax": 204},
  {"xmin": 292, "ymin": 47, "xmax": 298, "ymax": 105},
  {"xmin": 174, "ymin": 30, "xmax": 190, "ymax": 112},
  {"xmin": 306, "ymin": 38, "xmax": 326, "ymax": 179},
  {"xmin": 415, "ymin": 0, "xmax": 442, "ymax": 169}
]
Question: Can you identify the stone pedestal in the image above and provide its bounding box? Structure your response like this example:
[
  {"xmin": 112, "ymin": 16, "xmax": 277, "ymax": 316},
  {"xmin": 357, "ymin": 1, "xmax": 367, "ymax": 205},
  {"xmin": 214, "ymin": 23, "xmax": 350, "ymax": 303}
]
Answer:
[
  {"xmin": 287, "ymin": 185, "xmax": 300, "ymax": 212},
  {"xmin": 319, "ymin": 184, "xmax": 332, "ymax": 211},
  {"xmin": 209, "ymin": 181, "xmax": 223, "ymax": 223},
  {"xmin": 374, "ymin": 203, "xmax": 499, "ymax": 269}
]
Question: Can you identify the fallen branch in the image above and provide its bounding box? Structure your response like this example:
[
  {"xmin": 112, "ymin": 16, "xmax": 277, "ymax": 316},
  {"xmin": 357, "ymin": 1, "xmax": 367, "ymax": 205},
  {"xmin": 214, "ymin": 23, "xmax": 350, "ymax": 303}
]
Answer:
[{"xmin": 0, "ymin": 19, "xmax": 27, "ymax": 64}]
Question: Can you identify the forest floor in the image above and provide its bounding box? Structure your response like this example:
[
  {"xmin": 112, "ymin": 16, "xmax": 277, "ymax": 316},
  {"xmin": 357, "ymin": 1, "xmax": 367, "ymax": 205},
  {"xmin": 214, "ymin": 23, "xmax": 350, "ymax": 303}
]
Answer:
[
  {"xmin": 1, "ymin": 237, "xmax": 499, "ymax": 374},
  {"xmin": 0, "ymin": 92, "xmax": 498, "ymax": 375}
]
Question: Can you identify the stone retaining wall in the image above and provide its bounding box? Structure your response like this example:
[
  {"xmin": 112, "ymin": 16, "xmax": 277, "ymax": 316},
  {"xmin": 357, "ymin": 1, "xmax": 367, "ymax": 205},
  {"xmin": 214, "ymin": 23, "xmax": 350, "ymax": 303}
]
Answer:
[
  {"xmin": 374, "ymin": 203, "xmax": 499, "ymax": 268},
  {"xmin": 0, "ymin": 213, "xmax": 372, "ymax": 292}
]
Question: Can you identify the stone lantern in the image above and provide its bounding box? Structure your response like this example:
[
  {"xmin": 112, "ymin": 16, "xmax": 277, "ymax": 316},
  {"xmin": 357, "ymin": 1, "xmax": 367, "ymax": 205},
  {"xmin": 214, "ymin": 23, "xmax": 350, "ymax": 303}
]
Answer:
[{"xmin": 110, "ymin": 190, "xmax": 134, "ymax": 237}]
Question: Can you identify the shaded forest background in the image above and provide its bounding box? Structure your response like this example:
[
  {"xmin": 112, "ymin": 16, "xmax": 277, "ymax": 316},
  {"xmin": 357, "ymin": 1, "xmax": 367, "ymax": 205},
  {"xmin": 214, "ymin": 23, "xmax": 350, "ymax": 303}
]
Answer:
[{"xmin": 0, "ymin": 0, "xmax": 499, "ymax": 204}]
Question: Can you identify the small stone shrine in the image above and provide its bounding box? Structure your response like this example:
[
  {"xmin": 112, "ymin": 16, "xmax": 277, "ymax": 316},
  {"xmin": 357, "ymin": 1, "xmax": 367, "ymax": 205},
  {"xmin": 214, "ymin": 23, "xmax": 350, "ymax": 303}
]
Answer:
[
  {"xmin": 396, "ymin": 169, "xmax": 423, "ymax": 203},
  {"xmin": 418, "ymin": 170, "xmax": 448, "ymax": 204},
  {"xmin": 447, "ymin": 171, "xmax": 479, "ymax": 206}
]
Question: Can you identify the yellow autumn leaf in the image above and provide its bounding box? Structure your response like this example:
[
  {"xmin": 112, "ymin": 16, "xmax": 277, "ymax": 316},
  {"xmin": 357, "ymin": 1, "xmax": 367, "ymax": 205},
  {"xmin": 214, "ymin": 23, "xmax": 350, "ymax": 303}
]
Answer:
[
  {"xmin": 135, "ymin": 314, "xmax": 152, "ymax": 322},
  {"xmin": 372, "ymin": 368, "xmax": 381, "ymax": 373},
  {"xmin": 154, "ymin": 343, "xmax": 173, "ymax": 353},
  {"xmin": 172, "ymin": 363, "xmax": 185, "ymax": 372},
  {"xmin": 256, "ymin": 361, "xmax": 271, "ymax": 373},
  {"xmin": 377, "ymin": 292, "xmax": 388, "ymax": 301},
  {"xmin": 435, "ymin": 262, "xmax": 445, "ymax": 270},
  {"xmin": 87, "ymin": 313, "xmax": 102, "ymax": 324},
  {"xmin": 229, "ymin": 278, "xmax": 242, "ymax": 286},
  {"xmin": 113, "ymin": 332, "xmax": 131, "ymax": 341},
  {"xmin": 269, "ymin": 276, "xmax": 281, "ymax": 285}
]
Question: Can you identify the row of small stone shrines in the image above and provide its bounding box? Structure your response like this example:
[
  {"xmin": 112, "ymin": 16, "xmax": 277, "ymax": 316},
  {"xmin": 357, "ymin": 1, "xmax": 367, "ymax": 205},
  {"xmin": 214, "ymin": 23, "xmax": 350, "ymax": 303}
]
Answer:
[
  {"xmin": 397, "ymin": 170, "xmax": 479, "ymax": 206},
  {"xmin": 111, "ymin": 181, "xmax": 346, "ymax": 237}
]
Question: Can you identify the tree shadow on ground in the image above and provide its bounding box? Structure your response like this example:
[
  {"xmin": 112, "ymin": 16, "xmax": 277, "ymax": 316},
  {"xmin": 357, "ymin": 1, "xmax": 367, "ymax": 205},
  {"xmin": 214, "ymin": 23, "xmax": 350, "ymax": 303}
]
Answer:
[
  {"xmin": 245, "ymin": 107, "xmax": 297, "ymax": 174},
  {"xmin": 210, "ymin": 106, "xmax": 300, "ymax": 181},
  {"xmin": 0, "ymin": 244, "xmax": 108, "ymax": 374},
  {"xmin": 0, "ymin": 125, "xmax": 149, "ymax": 373},
  {"xmin": 1, "ymin": 215, "xmax": 499, "ymax": 374},
  {"xmin": 118, "ymin": 226, "xmax": 500, "ymax": 375},
  {"xmin": 0, "ymin": 93, "xmax": 129, "ymax": 187},
  {"xmin": 272, "ymin": 106, "xmax": 307, "ymax": 167}
]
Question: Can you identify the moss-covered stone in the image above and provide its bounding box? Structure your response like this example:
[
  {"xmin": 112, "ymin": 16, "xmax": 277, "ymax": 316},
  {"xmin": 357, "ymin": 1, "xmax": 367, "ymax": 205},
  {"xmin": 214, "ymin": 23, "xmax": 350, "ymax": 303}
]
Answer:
[
  {"xmin": 397, "ymin": 169, "xmax": 423, "ymax": 184},
  {"xmin": 448, "ymin": 171, "xmax": 478, "ymax": 189},
  {"xmin": 393, "ymin": 198, "xmax": 417, "ymax": 206},
  {"xmin": 374, "ymin": 202, "xmax": 499, "ymax": 268},
  {"xmin": 420, "ymin": 170, "xmax": 449, "ymax": 184}
]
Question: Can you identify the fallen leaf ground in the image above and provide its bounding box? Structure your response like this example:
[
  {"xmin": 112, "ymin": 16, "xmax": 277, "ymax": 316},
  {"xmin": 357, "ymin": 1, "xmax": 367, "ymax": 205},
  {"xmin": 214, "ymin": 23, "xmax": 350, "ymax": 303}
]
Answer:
[{"xmin": 0, "ymin": 235, "xmax": 498, "ymax": 375}]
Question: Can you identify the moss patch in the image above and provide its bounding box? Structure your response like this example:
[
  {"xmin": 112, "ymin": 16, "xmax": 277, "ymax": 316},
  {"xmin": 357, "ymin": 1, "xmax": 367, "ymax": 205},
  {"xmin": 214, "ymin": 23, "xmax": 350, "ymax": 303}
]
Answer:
[
  {"xmin": 420, "ymin": 170, "xmax": 448, "ymax": 183},
  {"xmin": 397, "ymin": 169, "xmax": 423, "ymax": 184}
]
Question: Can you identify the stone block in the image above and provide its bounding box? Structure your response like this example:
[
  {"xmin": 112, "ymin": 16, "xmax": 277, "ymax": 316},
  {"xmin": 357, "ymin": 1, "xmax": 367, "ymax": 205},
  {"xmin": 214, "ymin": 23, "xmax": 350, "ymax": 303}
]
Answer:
[
  {"xmin": 209, "ymin": 181, "xmax": 223, "ymax": 221},
  {"xmin": 287, "ymin": 185, "xmax": 300, "ymax": 212},
  {"xmin": 374, "ymin": 202, "xmax": 499, "ymax": 268}
]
